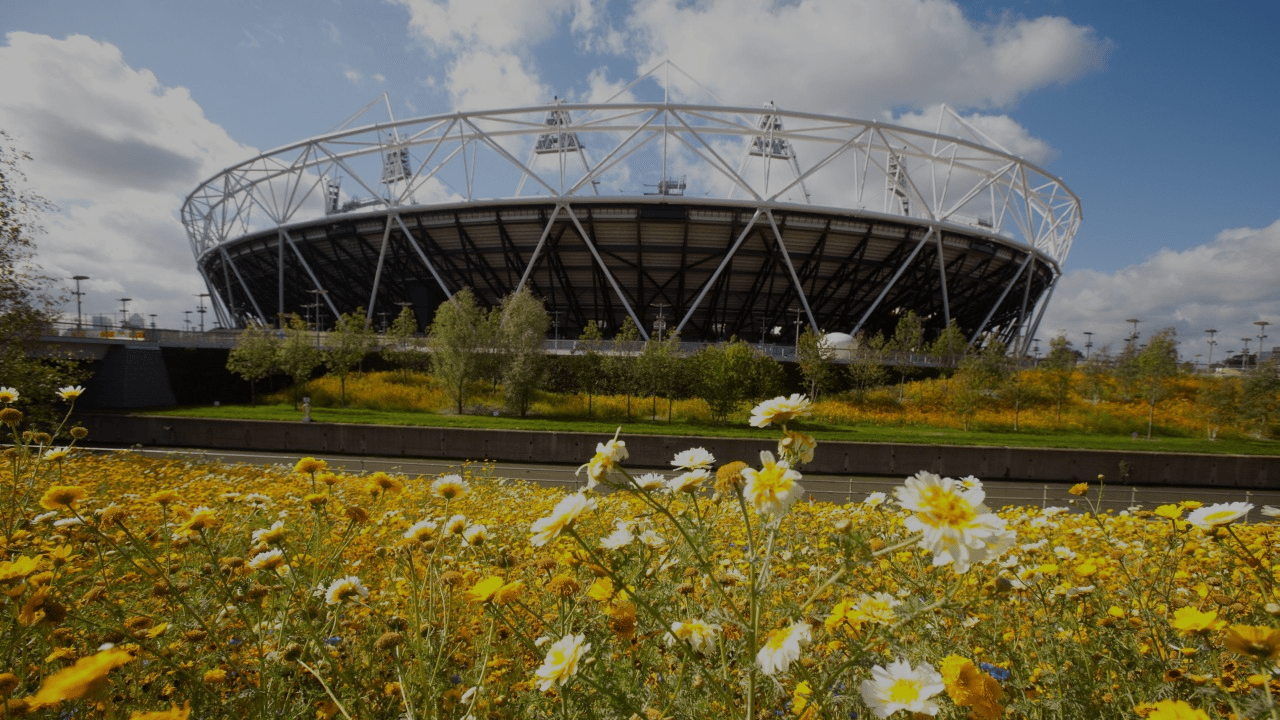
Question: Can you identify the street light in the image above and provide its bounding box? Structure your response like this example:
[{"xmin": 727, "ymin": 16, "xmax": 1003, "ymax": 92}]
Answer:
[
  {"xmin": 118, "ymin": 298, "xmax": 132, "ymax": 329},
  {"xmin": 307, "ymin": 288, "xmax": 328, "ymax": 346},
  {"xmin": 790, "ymin": 307, "xmax": 805, "ymax": 350},
  {"xmin": 1255, "ymin": 320, "xmax": 1270, "ymax": 366},
  {"xmin": 148, "ymin": 314, "xmax": 157, "ymax": 330},
  {"xmin": 1083, "ymin": 331, "xmax": 1094, "ymax": 360},
  {"xmin": 1125, "ymin": 318, "xmax": 1141, "ymax": 344},
  {"xmin": 652, "ymin": 302, "xmax": 668, "ymax": 342},
  {"xmin": 195, "ymin": 293, "xmax": 210, "ymax": 333},
  {"xmin": 71, "ymin": 275, "xmax": 89, "ymax": 329},
  {"xmin": 1205, "ymin": 329, "xmax": 1218, "ymax": 368},
  {"xmin": 183, "ymin": 310, "xmax": 193, "ymax": 332},
  {"xmin": 1242, "ymin": 338, "xmax": 1253, "ymax": 369}
]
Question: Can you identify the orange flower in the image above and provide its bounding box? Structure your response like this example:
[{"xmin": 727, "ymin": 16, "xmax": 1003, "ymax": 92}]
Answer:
[{"xmin": 28, "ymin": 647, "xmax": 133, "ymax": 707}]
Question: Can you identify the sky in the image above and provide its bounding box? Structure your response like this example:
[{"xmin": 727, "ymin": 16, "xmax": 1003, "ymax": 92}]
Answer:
[{"xmin": 1, "ymin": 0, "xmax": 1278, "ymax": 363}]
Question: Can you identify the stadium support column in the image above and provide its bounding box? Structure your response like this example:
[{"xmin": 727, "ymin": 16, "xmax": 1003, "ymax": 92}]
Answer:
[
  {"xmin": 278, "ymin": 229, "xmax": 285, "ymax": 329},
  {"xmin": 850, "ymin": 228, "xmax": 934, "ymax": 337}
]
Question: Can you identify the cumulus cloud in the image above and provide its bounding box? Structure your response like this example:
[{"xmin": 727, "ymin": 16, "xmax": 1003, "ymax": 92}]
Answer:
[
  {"xmin": 1041, "ymin": 220, "xmax": 1280, "ymax": 361},
  {"xmin": 620, "ymin": 0, "xmax": 1110, "ymax": 117},
  {"xmin": 0, "ymin": 32, "xmax": 256, "ymax": 326},
  {"xmin": 393, "ymin": 0, "xmax": 577, "ymax": 53}
]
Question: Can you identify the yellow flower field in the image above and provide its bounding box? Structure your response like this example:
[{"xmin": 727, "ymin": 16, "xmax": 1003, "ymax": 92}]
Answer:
[{"xmin": 2, "ymin": 388, "xmax": 1280, "ymax": 719}]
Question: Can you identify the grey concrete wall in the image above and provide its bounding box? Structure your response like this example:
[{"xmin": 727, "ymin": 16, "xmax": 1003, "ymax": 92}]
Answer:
[{"xmin": 74, "ymin": 413, "xmax": 1280, "ymax": 489}]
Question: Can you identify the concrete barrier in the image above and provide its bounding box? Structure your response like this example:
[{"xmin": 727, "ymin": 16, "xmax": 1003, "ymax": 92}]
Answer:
[{"xmin": 75, "ymin": 413, "xmax": 1280, "ymax": 489}]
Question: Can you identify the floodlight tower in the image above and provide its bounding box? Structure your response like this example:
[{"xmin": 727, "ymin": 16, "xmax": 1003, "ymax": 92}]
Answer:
[
  {"xmin": 1083, "ymin": 331, "xmax": 1094, "ymax": 360},
  {"xmin": 1255, "ymin": 320, "xmax": 1270, "ymax": 365},
  {"xmin": 196, "ymin": 293, "xmax": 210, "ymax": 333},
  {"xmin": 118, "ymin": 298, "xmax": 132, "ymax": 329},
  {"xmin": 1205, "ymin": 328, "xmax": 1218, "ymax": 368},
  {"xmin": 71, "ymin": 275, "xmax": 89, "ymax": 329}
]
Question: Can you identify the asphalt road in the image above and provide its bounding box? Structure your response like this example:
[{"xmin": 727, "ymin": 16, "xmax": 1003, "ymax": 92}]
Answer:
[{"xmin": 85, "ymin": 445, "xmax": 1280, "ymax": 516}]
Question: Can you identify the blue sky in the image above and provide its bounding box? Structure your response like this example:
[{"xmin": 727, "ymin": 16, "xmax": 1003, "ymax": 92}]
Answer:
[{"xmin": 2, "ymin": 0, "xmax": 1278, "ymax": 362}]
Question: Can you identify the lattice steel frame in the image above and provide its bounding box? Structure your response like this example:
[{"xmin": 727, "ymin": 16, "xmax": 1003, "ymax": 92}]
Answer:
[{"xmin": 182, "ymin": 98, "xmax": 1080, "ymax": 352}]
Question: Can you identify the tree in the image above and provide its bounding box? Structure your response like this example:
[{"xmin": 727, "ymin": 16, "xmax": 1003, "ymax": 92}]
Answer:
[
  {"xmin": 381, "ymin": 306, "xmax": 427, "ymax": 381},
  {"xmin": 606, "ymin": 317, "xmax": 641, "ymax": 421},
  {"xmin": 1198, "ymin": 376, "xmax": 1241, "ymax": 440},
  {"xmin": 428, "ymin": 288, "xmax": 489, "ymax": 415},
  {"xmin": 886, "ymin": 310, "xmax": 926, "ymax": 393},
  {"xmin": 692, "ymin": 340, "xmax": 783, "ymax": 424},
  {"xmin": 1040, "ymin": 335, "xmax": 1077, "ymax": 425},
  {"xmin": 928, "ymin": 320, "xmax": 969, "ymax": 371},
  {"xmin": 949, "ymin": 340, "xmax": 1012, "ymax": 430},
  {"xmin": 325, "ymin": 308, "xmax": 377, "ymax": 406},
  {"xmin": 1135, "ymin": 328, "xmax": 1180, "ymax": 439},
  {"xmin": 796, "ymin": 326, "xmax": 837, "ymax": 400},
  {"xmin": 847, "ymin": 333, "xmax": 889, "ymax": 399},
  {"xmin": 496, "ymin": 286, "xmax": 550, "ymax": 416},
  {"xmin": 572, "ymin": 320, "xmax": 607, "ymax": 417},
  {"xmin": 226, "ymin": 322, "xmax": 279, "ymax": 406},
  {"xmin": 1241, "ymin": 358, "xmax": 1280, "ymax": 438},
  {"xmin": 0, "ymin": 133, "xmax": 86, "ymax": 425},
  {"xmin": 276, "ymin": 314, "xmax": 322, "ymax": 409},
  {"xmin": 635, "ymin": 332, "xmax": 684, "ymax": 421}
]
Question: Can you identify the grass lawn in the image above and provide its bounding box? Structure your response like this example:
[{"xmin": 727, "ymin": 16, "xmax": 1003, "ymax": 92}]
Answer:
[{"xmin": 138, "ymin": 403, "xmax": 1280, "ymax": 456}]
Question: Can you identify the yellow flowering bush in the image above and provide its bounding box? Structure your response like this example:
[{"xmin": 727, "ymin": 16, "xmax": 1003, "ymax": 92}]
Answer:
[{"xmin": 2, "ymin": 387, "xmax": 1280, "ymax": 718}]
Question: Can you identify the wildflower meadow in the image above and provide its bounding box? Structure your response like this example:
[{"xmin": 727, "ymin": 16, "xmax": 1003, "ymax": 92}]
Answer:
[{"xmin": 2, "ymin": 386, "xmax": 1279, "ymax": 719}]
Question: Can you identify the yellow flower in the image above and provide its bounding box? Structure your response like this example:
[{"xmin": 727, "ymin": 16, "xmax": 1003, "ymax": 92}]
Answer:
[
  {"xmin": 778, "ymin": 430, "xmax": 816, "ymax": 465},
  {"xmin": 28, "ymin": 647, "xmax": 133, "ymax": 707},
  {"xmin": 466, "ymin": 576, "xmax": 505, "ymax": 604},
  {"xmin": 323, "ymin": 575, "xmax": 368, "ymax": 605},
  {"xmin": 294, "ymin": 457, "xmax": 328, "ymax": 474},
  {"xmin": 791, "ymin": 680, "xmax": 813, "ymax": 716},
  {"xmin": 741, "ymin": 451, "xmax": 804, "ymax": 518},
  {"xmin": 0, "ymin": 555, "xmax": 41, "ymax": 583},
  {"xmin": 0, "ymin": 386, "xmax": 18, "ymax": 403},
  {"xmin": 56, "ymin": 386, "xmax": 85, "ymax": 401},
  {"xmin": 1144, "ymin": 699, "xmax": 1209, "ymax": 720},
  {"xmin": 177, "ymin": 506, "xmax": 219, "ymax": 535},
  {"xmin": 494, "ymin": 580, "xmax": 525, "ymax": 604},
  {"xmin": 39, "ymin": 485, "xmax": 87, "ymax": 511},
  {"xmin": 128, "ymin": 703, "xmax": 190, "ymax": 720},
  {"xmin": 939, "ymin": 655, "xmax": 1003, "ymax": 720},
  {"xmin": 577, "ymin": 428, "xmax": 627, "ymax": 490},
  {"xmin": 1222, "ymin": 625, "xmax": 1280, "ymax": 660},
  {"xmin": 1068, "ymin": 482, "xmax": 1088, "ymax": 496},
  {"xmin": 369, "ymin": 472, "xmax": 403, "ymax": 493},
  {"xmin": 1154, "ymin": 504, "xmax": 1183, "ymax": 519},
  {"xmin": 202, "ymin": 668, "xmax": 227, "ymax": 684},
  {"xmin": 148, "ymin": 490, "xmax": 180, "ymax": 506},
  {"xmin": 1170, "ymin": 606, "xmax": 1225, "ymax": 635}
]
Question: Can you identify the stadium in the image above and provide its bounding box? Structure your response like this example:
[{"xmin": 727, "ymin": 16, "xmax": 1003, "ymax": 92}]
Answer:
[{"xmin": 182, "ymin": 76, "xmax": 1080, "ymax": 352}]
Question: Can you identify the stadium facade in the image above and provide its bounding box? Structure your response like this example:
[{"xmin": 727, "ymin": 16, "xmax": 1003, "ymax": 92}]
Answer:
[{"xmin": 182, "ymin": 83, "xmax": 1080, "ymax": 352}]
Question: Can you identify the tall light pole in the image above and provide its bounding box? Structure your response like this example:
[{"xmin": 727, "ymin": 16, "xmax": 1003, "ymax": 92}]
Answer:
[
  {"xmin": 118, "ymin": 298, "xmax": 132, "ymax": 329},
  {"xmin": 1255, "ymin": 320, "xmax": 1270, "ymax": 366},
  {"xmin": 195, "ymin": 293, "xmax": 210, "ymax": 333},
  {"xmin": 71, "ymin": 275, "xmax": 89, "ymax": 329},
  {"xmin": 183, "ymin": 310, "xmax": 193, "ymax": 332},
  {"xmin": 148, "ymin": 314, "xmax": 157, "ymax": 330},
  {"xmin": 652, "ymin": 302, "xmax": 668, "ymax": 342},
  {"xmin": 1205, "ymin": 328, "xmax": 1218, "ymax": 368},
  {"xmin": 307, "ymin": 289, "xmax": 328, "ymax": 346},
  {"xmin": 1125, "ymin": 318, "xmax": 1140, "ymax": 344},
  {"xmin": 1242, "ymin": 338, "xmax": 1253, "ymax": 369},
  {"xmin": 790, "ymin": 307, "xmax": 805, "ymax": 350},
  {"xmin": 1083, "ymin": 331, "xmax": 1094, "ymax": 360}
]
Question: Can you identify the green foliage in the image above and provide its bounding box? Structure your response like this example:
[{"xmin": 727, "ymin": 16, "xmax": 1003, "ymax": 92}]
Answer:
[
  {"xmin": 427, "ymin": 288, "xmax": 490, "ymax": 415},
  {"xmin": 928, "ymin": 319, "xmax": 969, "ymax": 371},
  {"xmin": 325, "ymin": 307, "xmax": 377, "ymax": 406},
  {"xmin": 607, "ymin": 317, "xmax": 641, "ymax": 420},
  {"xmin": 847, "ymin": 333, "xmax": 889, "ymax": 398},
  {"xmin": 1198, "ymin": 375, "xmax": 1241, "ymax": 440},
  {"xmin": 691, "ymin": 339, "xmax": 783, "ymax": 424},
  {"xmin": 1241, "ymin": 358, "xmax": 1280, "ymax": 438},
  {"xmin": 496, "ymin": 286, "xmax": 550, "ymax": 416},
  {"xmin": 381, "ymin": 305, "xmax": 427, "ymax": 379},
  {"xmin": 1041, "ymin": 334, "xmax": 1077, "ymax": 424},
  {"xmin": 276, "ymin": 314, "xmax": 322, "ymax": 409},
  {"xmin": 795, "ymin": 325, "xmax": 837, "ymax": 400},
  {"xmin": 635, "ymin": 332, "xmax": 686, "ymax": 421},
  {"xmin": 571, "ymin": 320, "xmax": 607, "ymax": 417},
  {"xmin": 0, "ymin": 132, "xmax": 87, "ymax": 426},
  {"xmin": 1135, "ymin": 328, "xmax": 1180, "ymax": 439},
  {"xmin": 225, "ymin": 321, "xmax": 279, "ymax": 406}
]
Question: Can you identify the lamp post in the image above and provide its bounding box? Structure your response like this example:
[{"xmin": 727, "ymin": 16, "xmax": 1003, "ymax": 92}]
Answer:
[
  {"xmin": 71, "ymin": 275, "xmax": 89, "ymax": 329},
  {"xmin": 1242, "ymin": 338, "xmax": 1253, "ymax": 370},
  {"xmin": 1255, "ymin": 320, "xmax": 1270, "ymax": 366},
  {"xmin": 652, "ymin": 302, "xmax": 668, "ymax": 342},
  {"xmin": 307, "ymin": 289, "xmax": 328, "ymax": 346},
  {"xmin": 148, "ymin": 314, "xmax": 157, "ymax": 330},
  {"xmin": 1083, "ymin": 331, "xmax": 1094, "ymax": 360},
  {"xmin": 118, "ymin": 298, "xmax": 132, "ymax": 329},
  {"xmin": 1205, "ymin": 329, "xmax": 1218, "ymax": 369},
  {"xmin": 790, "ymin": 307, "xmax": 805, "ymax": 351},
  {"xmin": 195, "ymin": 293, "xmax": 210, "ymax": 333},
  {"xmin": 1125, "ymin": 318, "xmax": 1140, "ymax": 344},
  {"xmin": 183, "ymin": 310, "xmax": 192, "ymax": 332}
]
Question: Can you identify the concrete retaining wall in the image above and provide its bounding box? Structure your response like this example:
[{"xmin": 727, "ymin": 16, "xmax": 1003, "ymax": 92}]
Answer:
[{"xmin": 75, "ymin": 413, "xmax": 1280, "ymax": 489}]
